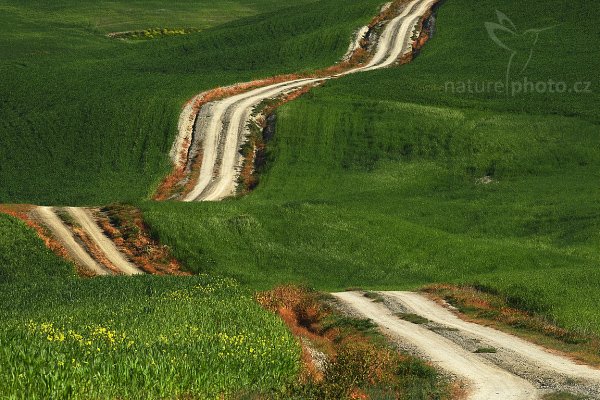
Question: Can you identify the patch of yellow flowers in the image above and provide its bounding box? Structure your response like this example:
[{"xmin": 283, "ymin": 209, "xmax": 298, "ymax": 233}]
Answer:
[
  {"xmin": 162, "ymin": 276, "xmax": 240, "ymax": 301},
  {"xmin": 214, "ymin": 331, "xmax": 295, "ymax": 361},
  {"xmin": 26, "ymin": 321, "xmax": 131, "ymax": 349}
]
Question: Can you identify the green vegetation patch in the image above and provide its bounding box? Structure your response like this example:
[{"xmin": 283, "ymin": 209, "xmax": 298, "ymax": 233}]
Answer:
[
  {"xmin": 543, "ymin": 393, "xmax": 588, "ymax": 400},
  {"xmin": 363, "ymin": 291, "xmax": 385, "ymax": 303},
  {"xmin": 396, "ymin": 313, "xmax": 430, "ymax": 325},
  {"xmin": 474, "ymin": 347, "xmax": 497, "ymax": 354},
  {"xmin": 0, "ymin": 213, "xmax": 74, "ymax": 284},
  {"xmin": 0, "ymin": 214, "xmax": 300, "ymax": 399},
  {"xmin": 109, "ymin": 27, "xmax": 202, "ymax": 40}
]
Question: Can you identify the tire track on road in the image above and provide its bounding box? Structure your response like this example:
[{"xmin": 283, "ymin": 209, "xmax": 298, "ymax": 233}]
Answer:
[
  {"xmin": 334, "ymin": 291, "xmax": 600, "ymax": 399},
  {"xmin": 386, "ymin": 291, "xmax": 600, "ymax": 397},
  {"xmin": 34, "ymin": 207, "xmax": 111, "ymax": 276},
  {"xmin": 67, "ymin": 207, "xmax": 143, "ymax": 276}
]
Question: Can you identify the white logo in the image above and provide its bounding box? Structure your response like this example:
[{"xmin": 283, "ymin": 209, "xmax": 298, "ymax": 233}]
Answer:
[{"xmin": 485, "ymin": 11, "xmax": 555, "ymax": 90}]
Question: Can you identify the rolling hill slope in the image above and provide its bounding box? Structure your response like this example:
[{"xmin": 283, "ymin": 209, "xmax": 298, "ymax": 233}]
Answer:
[
  {"xmin": 1, "ymin": 0, "xmax": 600, "ymax": 397},
  {"xmin": 142, "ymin": 0, "xmax": 600, "ymax": 334},
  {"xmin": 0, "ymin": 0, "xmax": 383, "ymax": 204}
]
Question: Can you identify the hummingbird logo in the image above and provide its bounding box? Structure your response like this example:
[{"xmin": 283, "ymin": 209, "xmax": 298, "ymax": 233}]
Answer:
[{"xmin": 485, "ymin": 11, "xmax": 555, "ymax": 92}]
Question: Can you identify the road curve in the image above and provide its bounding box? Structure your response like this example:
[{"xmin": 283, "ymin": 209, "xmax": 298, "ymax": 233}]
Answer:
[
  {"xmin": 387, "ymin": 292, "xmax": 600, "ymax": 390},
  {"xmin": 182, "ymin": 0, "xmax": 439, "ymax": 201},
  {"xmin": 34, "ymin": 207, "xmax": 111, "ymax": 276},
  {"xmin": 183, "ymin": 78, "xmax": 323, "ymax": 201},
  {"xmin": 333, "ymin": 291, "xmax": 538, "ymax": 400},
  {"xmin": 67, "ymin": 207, "xmax": 143, "ymax": 276}
]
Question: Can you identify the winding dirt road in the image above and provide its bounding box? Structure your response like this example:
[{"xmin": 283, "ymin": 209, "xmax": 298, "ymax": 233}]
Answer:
[
  {"xmin": 28, "ymin": 0, "xmax": 440, "ymax": 275},
  {"xmin": 17, "ymin": 3, "xmax": 600, "ymax": 398},
  {"xmin": 162, "ymin": 2, "xmax": 600, "ymax": 396},
  {"xmin": 334, "ymin": 291, "xmax": 600, "ymax": 399},
  {"xmin": 180, "ymin": 0, "xmax": 439, "ymax": 201}
]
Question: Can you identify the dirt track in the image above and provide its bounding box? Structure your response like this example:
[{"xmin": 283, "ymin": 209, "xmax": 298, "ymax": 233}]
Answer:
[
  {"xmin": 171, "ymin": 5, "xmax": 600, "ymax": 395},
  {"xmin": 180, "ymin": 0, "xmax": 438, "ymax": 201},
  {"xmin": 34, "ymin": 207, "xmax": 143, "ymax": 276},
  {"xmin": 334, "ymin": 291, "xmax": 600, "ymax": 399},
  {"xmin": 30, "ymin": 0, "xmax": 440, "ymax": 274},
  {"xmin": 67, "ymin": 207, "xmax": 143, "ymax": 276},
  {"xmin": 34, "ymin": 207, "xmax": 110, "ymax": 276}
]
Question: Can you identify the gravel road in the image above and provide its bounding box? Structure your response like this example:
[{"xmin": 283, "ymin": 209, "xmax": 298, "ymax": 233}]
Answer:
[
  {"xmin": 67, "ymin": 207, "xmax": 143, "ymax": 276},
  {"xmin": 34, "ymin": 207, "xmax": 110, "ymax": 276},
  {"xmin": 334, "ymin": 291, "xmax": 600, "ymax": 399}
]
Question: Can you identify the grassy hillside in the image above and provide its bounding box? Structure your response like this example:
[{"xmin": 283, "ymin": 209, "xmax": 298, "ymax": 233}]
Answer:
[
  {"xmin": 2, "ymin": 0, "xmax": 599, "ymax": 349},
  {"xmin": 142, "ymin": 0, "xmax": 600, "ymax": 334},
  {"xmin": 0, "ymin": 213, "xmax": 300, "ymax": 398},
  {"xmin": 0, "ymin": 214, "xmax": 75, "ymax": 283},
  {"xmin": 0, "ymin": 0, "xmax": 382, "ymax": 205}
]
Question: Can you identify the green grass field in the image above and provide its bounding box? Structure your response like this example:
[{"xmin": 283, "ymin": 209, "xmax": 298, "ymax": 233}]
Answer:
[
  {"xmin": 0, "ymin": 213, "xmax": 75, "ymax": 283},
  {"xmin": 0, "ymin": 214, "xmax": 300, "ymax": 398},
  {"xmin": 141, "ymin": 0, "xmax": 600, "ymax": 334},
  {"xmin": 0, "ymin": 0, "xmax": 305, "ymax": 34},
  {"xmin": 0, "ymin": 0, "xmax": 382, "ymax": 205}
]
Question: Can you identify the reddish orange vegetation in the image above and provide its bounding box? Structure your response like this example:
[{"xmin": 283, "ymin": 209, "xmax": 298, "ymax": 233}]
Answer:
[
  {"xmin": 95, "ymin": 205, "xmax": 189, "ymax": 276},
  {"xmin": 279, "ymin": 307, "xmax": 327, "ymax": 384},
  {"xmin": 412, "ymin": 9, "xmax": 434, "ymax": 53},
  {"xmin": 424, "ymin": 284, "xmax": 600, "ymax": 367},
  {"xmin": 154, "ymin": 168, "xmax": 186, "ymax": 201},
  {"xmin": 238, "ymin": 148, "xmax": 258, "ymax": 194},
  {"xmin": 450, "ymin": 382, "xmax": 470, "ymax": 400},
  {"xmin": 256, "ymin": 286, "xmax": 332, "ymax": 383},
  {"xmin": 370, "ymin": 0, "xmax": 413, "ymax": 29},
  {"xmin": 317, "ymin": 47, "xmax": 371, "ymax": 76},
  {"xmin": 398, "ymin": 52, "xmax": 414, "ymax": 65},
  {"xmin": 397, "ymin": 9, "xmax": 436, "ymax": 66},
  {"xmin": 414, "ymin": 30, "xmax": 431, "ymax": 51},
  {"xmin": 181, "ymin": 148, "xmax": 204, "ymax": 197},
  {"xmin": 256, "ymin": 286, "xmax": 452, "ymax": 398},
  {"xmin": 154, "ymin": 137, "xmax": 190, "ymax": 200},
  {"xmin": 0, "ymin": 204, "xmax": 34, "ymax": 219},
  {"xmin": 154, "ymin": 140, "xmax": 203, "ymax": 201},
  {"xmin": 154, "ymin": 74, "xmax": 309, "ymax": 200}
]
